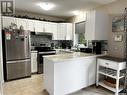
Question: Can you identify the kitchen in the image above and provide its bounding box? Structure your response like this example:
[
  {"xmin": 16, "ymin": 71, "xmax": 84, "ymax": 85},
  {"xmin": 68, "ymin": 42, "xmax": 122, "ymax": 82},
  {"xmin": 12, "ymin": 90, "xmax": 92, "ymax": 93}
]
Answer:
[{"xmin": 0, "ymin": 0, "xmax": 127, "ymax": 95}]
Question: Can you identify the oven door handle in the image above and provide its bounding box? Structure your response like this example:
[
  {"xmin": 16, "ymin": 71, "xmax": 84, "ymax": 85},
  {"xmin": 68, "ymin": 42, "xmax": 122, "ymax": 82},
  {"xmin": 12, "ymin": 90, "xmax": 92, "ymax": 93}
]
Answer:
[{"xmin": 38, "ymin": 51, "xmax": 56, "ymax": 54}]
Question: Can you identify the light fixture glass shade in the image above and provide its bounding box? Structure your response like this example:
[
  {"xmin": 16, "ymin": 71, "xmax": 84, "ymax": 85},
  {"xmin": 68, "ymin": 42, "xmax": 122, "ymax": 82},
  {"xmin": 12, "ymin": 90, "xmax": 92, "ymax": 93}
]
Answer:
[
  {"xmin": 38, "ymin": 2, "xmax": 55, "ymax": 11},
  {"xmin": 72, "ymin": 10, "xmax": 81, "ymax": 15}
]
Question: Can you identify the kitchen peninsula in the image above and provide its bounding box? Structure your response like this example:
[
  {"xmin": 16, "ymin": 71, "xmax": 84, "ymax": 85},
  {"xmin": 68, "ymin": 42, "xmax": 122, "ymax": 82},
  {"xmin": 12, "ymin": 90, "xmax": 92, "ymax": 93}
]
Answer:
[{"xmin": 44, "ymin": 52, "xmax": 100, "ymax": 95}]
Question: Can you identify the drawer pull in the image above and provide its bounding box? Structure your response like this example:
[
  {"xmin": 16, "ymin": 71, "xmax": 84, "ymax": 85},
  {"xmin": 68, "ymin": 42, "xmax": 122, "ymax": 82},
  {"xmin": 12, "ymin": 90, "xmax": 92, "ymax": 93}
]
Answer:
[{"xmin": 105, "ymin": 63, "xmax": 109, "ymax": 65}]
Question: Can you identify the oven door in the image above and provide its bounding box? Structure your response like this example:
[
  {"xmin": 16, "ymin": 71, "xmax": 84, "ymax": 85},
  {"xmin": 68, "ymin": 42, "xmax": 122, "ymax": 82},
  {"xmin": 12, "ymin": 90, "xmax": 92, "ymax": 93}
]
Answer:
[{"xmin": 37, "ymin": 53, "xmax": 55, "ymax": 74}]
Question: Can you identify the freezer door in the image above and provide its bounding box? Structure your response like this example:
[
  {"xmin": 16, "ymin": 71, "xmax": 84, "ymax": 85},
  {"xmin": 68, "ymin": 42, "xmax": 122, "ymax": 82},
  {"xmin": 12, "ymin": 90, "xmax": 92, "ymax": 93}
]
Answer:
[
  {"xmin": 5, "ymin": 30, "xmax": 30, "ymax": 61},
  {"xmin": 6, "ymin": 59, "xmax": 31, "ymax": 80}
]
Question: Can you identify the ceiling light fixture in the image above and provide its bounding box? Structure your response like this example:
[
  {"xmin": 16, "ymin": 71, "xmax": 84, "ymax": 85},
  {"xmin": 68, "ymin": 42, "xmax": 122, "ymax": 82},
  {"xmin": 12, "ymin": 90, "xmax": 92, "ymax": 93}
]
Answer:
[
  {"xmin": 72, "ymin": 10, "xmax": 81, "ymax": 15},
  {"xmin": 37, "ymin": 2, "xmax": 55, "ymax": 11}
]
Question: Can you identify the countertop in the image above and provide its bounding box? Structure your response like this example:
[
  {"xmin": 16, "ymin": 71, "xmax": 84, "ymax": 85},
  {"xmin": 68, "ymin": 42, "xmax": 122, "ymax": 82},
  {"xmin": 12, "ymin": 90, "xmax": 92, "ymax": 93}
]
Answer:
[
  {"xmin": 97, "ymin": 56, "xmax": 125, "ymax": 62},
  {"xmin": 44, "ymin": 52, "xmax": 104, "ymax": 62},
  {"xmin": 31, "ymin": 50, "xmax": 38, "ymax": 53}
]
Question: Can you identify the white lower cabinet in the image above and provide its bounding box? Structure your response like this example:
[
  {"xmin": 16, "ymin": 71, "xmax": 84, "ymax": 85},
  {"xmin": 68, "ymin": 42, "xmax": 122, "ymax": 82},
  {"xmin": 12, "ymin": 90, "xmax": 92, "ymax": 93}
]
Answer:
[
  {"xmin": 31, "ymin": 52, "xmax": 37, "ymax": 73},
  {"xmin": 88, "ymin": 58, "xmax": 97, "ymax": 85},
  {"xmin": 44, "ymin": 56, "xmax": 96, "ymax": 95}
]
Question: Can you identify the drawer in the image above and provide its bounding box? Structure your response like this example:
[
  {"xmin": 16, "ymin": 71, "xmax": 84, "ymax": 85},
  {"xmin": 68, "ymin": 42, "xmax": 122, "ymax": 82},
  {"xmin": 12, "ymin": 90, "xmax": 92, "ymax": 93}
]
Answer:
[{"xmin": 98, "ymin": 59, "xmax": 118, "ymax": 70}]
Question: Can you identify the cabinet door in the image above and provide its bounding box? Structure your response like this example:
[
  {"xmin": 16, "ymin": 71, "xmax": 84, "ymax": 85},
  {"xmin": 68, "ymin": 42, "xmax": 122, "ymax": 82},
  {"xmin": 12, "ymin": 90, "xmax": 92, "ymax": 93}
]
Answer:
[
  {"xmin": 51, "ymin": 23, "xmax": 57, "ymax": 40},
  {"xmin": 85, "ymin": 10, "xmax": 109, "ymax": 40},
  {"xmin": 85, "ymin": 11, "xmax": 95, "ymax": 40},
  {"xmin": 34, "ymin": 20, "xmax": 44, "ymax": 32},
  {"xmin": 44, "ymin": 22, "xmax": 52, "ymax": 33},
  {"xmin": 57, "ymin": 23, "xmax": 67, "ymax": 40},
  {"xmin": 16, "ymin": 18, "xmax": 28, "ymax": 30},
  {"xmin": 28, "ymin": 20, "xmax": 35, "ymax": 31},
  {"xmin": 94, "ymin": 11, "xmax": 109, "ymax": 40},
  {"xmin": 31, "ymin": 52, "xmax": 37, "ymax": 73},
  {"xmin": 88, "ymin": 58, "xmax": 96, "ymax": 85},
  {"xmin": 66, "ymin": 23, "xmax": 73, "ymax": 40},
  {"xmin": 2, "ymin": 16, "xmax": 17, "ymax": 28}
]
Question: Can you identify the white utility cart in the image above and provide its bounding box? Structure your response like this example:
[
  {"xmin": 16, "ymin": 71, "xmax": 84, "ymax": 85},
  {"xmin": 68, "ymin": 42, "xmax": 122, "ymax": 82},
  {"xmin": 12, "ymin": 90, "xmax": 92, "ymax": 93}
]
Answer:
[{"xmin": 96, "ymin": 56, "xmax": 126, "ymax": 95}]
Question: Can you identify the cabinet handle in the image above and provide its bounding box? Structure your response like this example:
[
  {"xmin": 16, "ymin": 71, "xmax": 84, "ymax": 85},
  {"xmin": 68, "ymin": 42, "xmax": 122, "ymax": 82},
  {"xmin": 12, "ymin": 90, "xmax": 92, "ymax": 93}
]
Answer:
[{"xmin": 105, "ymin": 63, "xmax": 109, "ymax": 65}]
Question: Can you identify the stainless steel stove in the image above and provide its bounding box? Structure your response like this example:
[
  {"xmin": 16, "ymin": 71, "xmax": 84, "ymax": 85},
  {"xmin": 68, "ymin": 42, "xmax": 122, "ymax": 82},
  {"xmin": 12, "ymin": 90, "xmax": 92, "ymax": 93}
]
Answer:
[{"xmin": 35, "ymin": 47, "xmax": 56, "ymax": 74}]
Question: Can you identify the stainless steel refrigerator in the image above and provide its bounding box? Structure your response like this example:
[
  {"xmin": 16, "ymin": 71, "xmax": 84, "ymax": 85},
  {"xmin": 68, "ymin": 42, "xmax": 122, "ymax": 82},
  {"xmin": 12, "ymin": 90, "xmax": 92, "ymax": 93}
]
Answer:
[{"xmin": 2, "ymin": 29, "xmax": 31, "ymax": 81}]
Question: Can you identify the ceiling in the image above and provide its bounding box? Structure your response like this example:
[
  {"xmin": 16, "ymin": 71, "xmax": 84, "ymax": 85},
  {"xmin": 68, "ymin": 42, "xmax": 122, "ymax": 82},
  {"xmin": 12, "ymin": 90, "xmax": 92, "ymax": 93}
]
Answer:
[{"xmin": 15, "ymin": 0, "xmax": 116, "ymax": 18}]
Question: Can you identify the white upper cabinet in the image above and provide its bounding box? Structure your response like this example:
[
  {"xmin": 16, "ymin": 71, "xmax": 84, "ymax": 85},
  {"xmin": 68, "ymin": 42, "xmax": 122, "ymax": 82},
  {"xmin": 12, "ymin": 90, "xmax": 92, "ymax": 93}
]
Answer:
[
  {"xmin": 2, "ymin": 16, "xmax": 17, "ymax": 28},
  {"xmin": 57, "ymin": 23, "xmax": 67, "ymax": 40},
  {"xmin": 34, "ymin": 21, "xmax": 53, "ymax": 33},
  {"xmin": 66, "ymin": 23, "xmax": 73, "ymax": 40},
  {"xmin": 16, "ymin": 18, "xmax": 28, "ymax": 30},
  {"xmin": 43, "ymin": 22, "xmax": 52, "ymax": 33},
  {"xmin": 27, "ymin": 20, "xmax": 35, "ymax": 31},
  {"xmin": 57, "ymin": 23, "xmax": 73, "ymax": 40},
  {"xmin": 2, "ymin": 16, "xmax": 73, "ymax": 41},
  {"xmin": 51, "ymin": 23, "xmax": 58, "ymax": 40},
  {"xmin": 85, "ymin": 10, "xmax": 109, "ymax": 40},
  {"xmin": 34, "ymin": 20, "xmax": 44, "ymax": 32}
]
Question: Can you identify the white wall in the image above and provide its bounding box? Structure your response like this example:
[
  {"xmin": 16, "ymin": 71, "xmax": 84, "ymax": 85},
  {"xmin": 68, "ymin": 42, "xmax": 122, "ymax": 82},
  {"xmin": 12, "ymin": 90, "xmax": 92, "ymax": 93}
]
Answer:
[{"xmin": 95, "ymin": 0, "xmax": 127, "ymax": 15}]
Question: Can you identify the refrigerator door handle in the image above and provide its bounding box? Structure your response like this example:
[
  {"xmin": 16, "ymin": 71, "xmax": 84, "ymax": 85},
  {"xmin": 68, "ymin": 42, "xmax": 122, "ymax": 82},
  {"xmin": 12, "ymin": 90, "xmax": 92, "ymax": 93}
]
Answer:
[{"xmin": 7, "ymin": 59, "xmax": 30, "ymax": 64}]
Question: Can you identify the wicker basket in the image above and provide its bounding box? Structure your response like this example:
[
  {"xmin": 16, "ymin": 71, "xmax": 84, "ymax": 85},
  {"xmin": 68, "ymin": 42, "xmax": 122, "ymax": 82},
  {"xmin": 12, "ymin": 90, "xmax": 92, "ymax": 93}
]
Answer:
[
  {"xmin": 104, "ymin": 80, "xmax": 116, "ymax": 88},
  {"xmin": 103, "ymin": 77, "xmax": 116, "ymax": 88}
]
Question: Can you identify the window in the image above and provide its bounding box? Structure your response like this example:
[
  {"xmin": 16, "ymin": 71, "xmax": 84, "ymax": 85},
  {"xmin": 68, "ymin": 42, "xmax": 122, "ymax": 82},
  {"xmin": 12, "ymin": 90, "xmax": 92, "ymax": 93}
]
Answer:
[{"xmin": 75, "ymin": 21, "xmax": 86, "ymax": 45}]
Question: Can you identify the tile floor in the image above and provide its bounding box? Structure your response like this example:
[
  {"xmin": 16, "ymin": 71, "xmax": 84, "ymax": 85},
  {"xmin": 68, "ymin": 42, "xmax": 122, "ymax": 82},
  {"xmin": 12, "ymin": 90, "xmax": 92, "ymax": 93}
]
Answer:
[{"xmin": 3, "ymin": 74, "xmax": 118, "ymax": 95}]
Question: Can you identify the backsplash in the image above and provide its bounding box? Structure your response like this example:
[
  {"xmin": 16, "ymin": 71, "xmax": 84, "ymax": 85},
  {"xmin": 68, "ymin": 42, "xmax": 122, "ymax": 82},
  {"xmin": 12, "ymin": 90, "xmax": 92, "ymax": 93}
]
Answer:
[
  {"xmin": 30, "ymin": 35, "xmax": 52, "ymax": 47},
  {"xmin": 108, "ymin": 31, "xmax": 125, "ymax": 59},
  {"xmin": 30, "ymin": 35, "xmax": 73, "ymax": 49}
]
